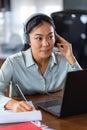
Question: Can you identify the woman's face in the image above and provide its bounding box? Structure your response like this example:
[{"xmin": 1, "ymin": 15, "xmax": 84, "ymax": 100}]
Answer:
[{"xmin": 29, "ymin": 22, "xmax": 55, "ymax": 61}]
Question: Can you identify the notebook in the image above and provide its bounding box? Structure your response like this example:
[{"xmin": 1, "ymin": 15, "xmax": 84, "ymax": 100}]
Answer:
[
  {"xmin": 0, "ymin": 110, "xmax": 42, "ymax": 124},
  {"xmin": 37, "ymin": 69, "xmax": 87, "ymax": 118}
]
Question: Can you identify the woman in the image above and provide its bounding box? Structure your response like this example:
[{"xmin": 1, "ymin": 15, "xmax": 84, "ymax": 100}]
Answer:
[{"xmin": 0, "ymin": 13, "xmax": 81, "ymax": 112}]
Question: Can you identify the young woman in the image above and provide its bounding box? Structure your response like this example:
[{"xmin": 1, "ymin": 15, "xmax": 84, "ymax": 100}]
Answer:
[{"xmin": 0, "ymin": 13, "xmax": 81, "ymax": 112}]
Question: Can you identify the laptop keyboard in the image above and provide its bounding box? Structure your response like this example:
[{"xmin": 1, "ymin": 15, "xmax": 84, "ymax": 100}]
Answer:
[
  {"xmin": 47, "ymin": 105, "xmax": 61, "ymax": 114},
  {"xmin": 37, "ymin": 99, "xmax": 62, "ymax": 115}
]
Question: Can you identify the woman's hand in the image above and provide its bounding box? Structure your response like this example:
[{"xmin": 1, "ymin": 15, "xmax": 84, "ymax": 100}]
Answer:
[
  {"xmin": 56, "ymin": 34, "xmax": 76, "ymax": 65},
  {"xmin": 5, "ymin": 99, "xmax": 35, "ymax": 112}
]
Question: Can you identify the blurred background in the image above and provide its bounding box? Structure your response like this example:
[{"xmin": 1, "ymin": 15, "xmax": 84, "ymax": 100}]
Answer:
[{"xmin": 0, "ymin": 0, "xmax": 87, "ymax": 69}]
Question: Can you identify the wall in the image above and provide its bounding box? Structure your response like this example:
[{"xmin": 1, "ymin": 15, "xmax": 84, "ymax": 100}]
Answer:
[
  {"xmin": 10, "ymin": 0, "xmax": 63, "ymax": 35},
  {"xmin": 64, "ymin": 0, "xmax": 87, "ymax": 10},
  {"xmin": 0, "ymin": 0, "xmax": 63, "ymax": 58}
]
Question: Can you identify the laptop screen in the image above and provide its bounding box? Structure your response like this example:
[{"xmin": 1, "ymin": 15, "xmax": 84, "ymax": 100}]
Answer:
[{"xmin": 37, "ymin": 70, "xmax": 87, "ymax": 117}]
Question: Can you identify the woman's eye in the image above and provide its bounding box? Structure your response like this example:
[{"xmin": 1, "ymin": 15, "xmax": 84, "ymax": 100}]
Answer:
[
  {"xmin": 49, "ymin": 35, "xmax": 53, "ymax": 40},
  {"xmin": 35, "ymin": 37, "xmax": 42, "ymax": 41}
]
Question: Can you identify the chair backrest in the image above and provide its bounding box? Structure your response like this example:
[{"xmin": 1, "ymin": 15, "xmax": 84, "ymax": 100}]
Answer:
[
  {"xmin": 51, "ymin": 9, "xmax": 87, "ymax": 69},
  {"xmin": 9, "ymin": 82, "xmax": 19, "ymax": 97}
]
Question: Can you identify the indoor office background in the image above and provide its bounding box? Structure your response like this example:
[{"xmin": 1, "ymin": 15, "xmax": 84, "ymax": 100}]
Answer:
[{"xmin": 0, "ymin": 0, "xmax": 87, "ymax": 69}]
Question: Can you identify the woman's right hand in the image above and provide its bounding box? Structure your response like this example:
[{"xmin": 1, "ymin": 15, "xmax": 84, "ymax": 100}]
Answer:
[
  {"xmin": 5, "ymin": 99, "xmax": 35, "ymax": 112},
  {"xmin": 56, "ymin": 34, "xmax": 76, "ymax": 65}
]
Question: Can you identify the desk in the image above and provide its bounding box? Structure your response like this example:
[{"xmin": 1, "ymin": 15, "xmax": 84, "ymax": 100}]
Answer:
[
  {"xmin": 1, "ymin": 90, "xmax": 87, "ymax": 130},
  {"xmin": 0, "ymin": 59, "xmax": 5, "ymax": 67}
]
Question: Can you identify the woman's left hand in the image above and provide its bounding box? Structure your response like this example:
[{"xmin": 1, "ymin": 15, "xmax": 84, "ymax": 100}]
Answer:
[{"xmin": 56, "ymin": 34, "xmax": 76, "ymax": 65}]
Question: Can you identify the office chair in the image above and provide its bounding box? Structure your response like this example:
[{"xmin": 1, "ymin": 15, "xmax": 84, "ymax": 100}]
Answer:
[{"xmin": 51, "ymin": 9, "xmax": 87, "ymax": 69}]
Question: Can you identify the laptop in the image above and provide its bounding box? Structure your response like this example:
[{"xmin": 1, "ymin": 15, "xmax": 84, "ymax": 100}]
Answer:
[{"xmin": 37, "ymin": 69, "xmax": 87, "ymax": 118}]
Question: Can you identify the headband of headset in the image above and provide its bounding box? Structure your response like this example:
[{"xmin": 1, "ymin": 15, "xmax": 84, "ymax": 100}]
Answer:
[{"xmin": 24, "ymin": 13, "xmax": 50, "ymax": 34}]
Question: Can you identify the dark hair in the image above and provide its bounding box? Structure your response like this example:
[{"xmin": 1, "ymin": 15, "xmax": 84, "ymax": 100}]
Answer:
[
  {"xmin": 24, "ymin": 13, "xmax": 55, "ymax": 34},
  {"xmin": 22, "ymin": 13, "xmax": 55, "ymax": 50}
]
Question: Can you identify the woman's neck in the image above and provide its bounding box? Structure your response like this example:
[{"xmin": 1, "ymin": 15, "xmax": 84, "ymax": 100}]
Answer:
[{"xmin": 34, "ymin": 57, "xmax": 50, "ymax": 75}]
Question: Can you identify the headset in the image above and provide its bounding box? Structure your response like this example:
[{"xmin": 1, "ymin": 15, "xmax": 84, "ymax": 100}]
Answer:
[
  {"xmin": 23, "ymin": 13, "xmax": 58, "ymax": 46},
  {"xmin": 24, "ymin": 13, "xmax": 49, "ymax": 44}
]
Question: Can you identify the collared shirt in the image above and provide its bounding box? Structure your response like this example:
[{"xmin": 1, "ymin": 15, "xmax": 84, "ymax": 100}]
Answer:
[{"xmin": 0, "ymin": 48, "xmax": 82, "ymax": 108}]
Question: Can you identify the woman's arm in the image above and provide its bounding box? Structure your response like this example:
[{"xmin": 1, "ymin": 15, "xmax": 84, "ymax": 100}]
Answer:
[
  {"xmin": 0, "ymin": 57, "xmax": 34, "ymax": 112},
  {"xmin": 56, "ymin": 34, "xmax": 77, "ymax": 65}
]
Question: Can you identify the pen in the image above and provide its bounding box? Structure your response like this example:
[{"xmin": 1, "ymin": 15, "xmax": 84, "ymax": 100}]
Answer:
[{"xmin": 15, "ymin": 84, "xmax": 34, "ymax": 107}]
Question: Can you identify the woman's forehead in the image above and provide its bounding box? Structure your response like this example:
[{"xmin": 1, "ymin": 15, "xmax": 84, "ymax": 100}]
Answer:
[{"xmin": 30, "ymin": 22, "xmax": 54, "ymax": 34}]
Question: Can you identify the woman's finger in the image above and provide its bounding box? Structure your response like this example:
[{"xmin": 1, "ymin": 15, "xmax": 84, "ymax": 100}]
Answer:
[
  {"xmin": 13, "ymin": 101, "xmax": 34, "ymax": 112},
  {"xmin": 56, "ymin": 34, "xmax": 70, "ymax": 45}
]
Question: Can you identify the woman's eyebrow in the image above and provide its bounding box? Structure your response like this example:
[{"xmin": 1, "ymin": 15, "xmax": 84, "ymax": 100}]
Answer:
[
  {"xmin": 34, "ymin": 34, "xmax": 43, "ymax": 36},
  {"xmin": 34, "ymin": 32, "xmax": 53, "ymax": 36},
  {"xmin": 47, "ymin": 32, "xmax": 53, "ymax": 35}
]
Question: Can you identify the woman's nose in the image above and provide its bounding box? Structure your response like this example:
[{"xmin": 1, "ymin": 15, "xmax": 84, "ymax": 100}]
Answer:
[{"xmin": 42, "ymin": 39, "xmax": 49, "ymax": 46}]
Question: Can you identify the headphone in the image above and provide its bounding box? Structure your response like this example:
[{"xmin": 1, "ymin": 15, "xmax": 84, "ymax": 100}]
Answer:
[{"xmin": 24, "ymin": 13, "xmax": 50, "ymax": 44}]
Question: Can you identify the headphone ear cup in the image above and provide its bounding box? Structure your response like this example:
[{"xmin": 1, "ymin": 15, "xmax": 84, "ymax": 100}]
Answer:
[
  {"xmin": 54, "ymin": 34, "xmax": 58, "ymax": 47},
  {"xmin": 24, "ymin": 33, "xmax": 30, "ymax": 44}
]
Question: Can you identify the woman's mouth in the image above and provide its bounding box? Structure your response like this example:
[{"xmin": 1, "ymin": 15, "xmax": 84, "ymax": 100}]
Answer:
[{"xmin": 41, "ymin": 49, "xmax": 50, "ymax": 54}]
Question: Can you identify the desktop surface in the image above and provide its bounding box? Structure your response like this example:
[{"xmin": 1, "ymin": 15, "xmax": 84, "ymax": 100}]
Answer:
[{"xmin": 1, "ymin": 90, "xmax": 87, "ymax": 130}]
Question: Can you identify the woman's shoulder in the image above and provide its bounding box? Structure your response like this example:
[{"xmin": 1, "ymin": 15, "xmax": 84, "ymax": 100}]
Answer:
[
  {"xmin": 8, "ymin": 48, "xmax": 30, "ymax": 60},
  {"xmin": 8, "ymin": 51, "xmax": 23, "ymax": 60}
]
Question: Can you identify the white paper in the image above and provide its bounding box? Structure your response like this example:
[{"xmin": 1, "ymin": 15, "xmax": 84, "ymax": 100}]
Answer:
[{"xmin": 0, "ymin": 110, "xmax": 42, "ymax": 124}]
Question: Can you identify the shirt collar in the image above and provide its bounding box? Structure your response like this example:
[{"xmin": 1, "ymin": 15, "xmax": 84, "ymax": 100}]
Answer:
[
  {"xmin": 24, "ymin": 48, "xmax": 35, "ymax": 68},
  {"xmin": 49, "ymin": 52, "xmax": 57, "ymax": 69},
  {"xmin": 24, "ymin": 48, "xmax": 57, "ymax": 68}
]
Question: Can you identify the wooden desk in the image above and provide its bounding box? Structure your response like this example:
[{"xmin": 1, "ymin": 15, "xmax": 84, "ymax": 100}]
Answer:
[
  {"xmin": 0, "ymin": 59, "xmax": 5, "ymax": 67},
  {"xmin": 1, "ymin": 90, "xmax": 87, "ymax": 130}
]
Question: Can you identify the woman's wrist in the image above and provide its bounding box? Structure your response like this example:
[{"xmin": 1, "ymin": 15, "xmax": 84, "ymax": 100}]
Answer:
[{"xmin": 67, "ymin": 56, "xmax": 76, "ymax": 65}]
